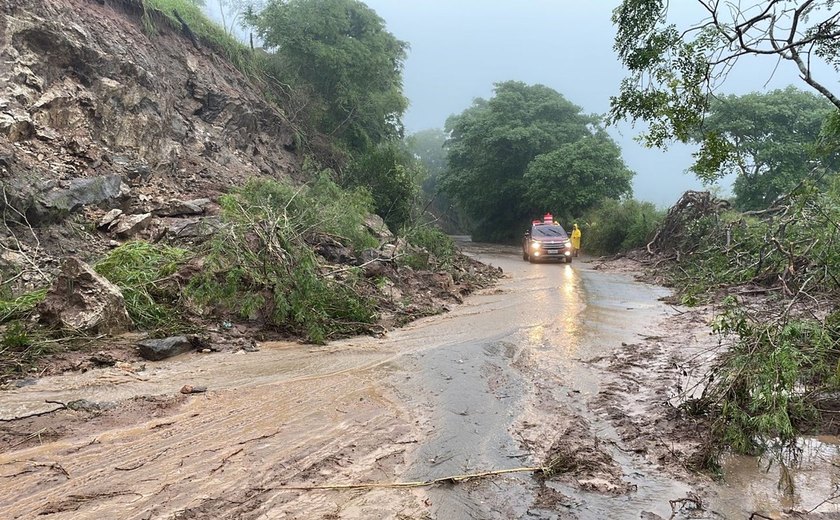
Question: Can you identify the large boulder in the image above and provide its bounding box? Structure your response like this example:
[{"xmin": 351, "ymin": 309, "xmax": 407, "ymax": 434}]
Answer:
[
  {"xmin": 38, "ymin": 257, "xmax": 132, "ymax": 334},
  {"xmin": 137, "ymin": 336, "xmax": 195, "ymax": 361},
  {"xmin": 31, "ymin": 175, "xmax": 128, "ymax": 225},
  {"xmin": 363, "ymin": 214, "xmax": 394, "ymax": 242}
]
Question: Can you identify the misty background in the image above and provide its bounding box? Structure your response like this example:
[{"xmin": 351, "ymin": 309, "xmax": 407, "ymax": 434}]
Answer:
[{"xmin": 203, "ymin": 0, "xmax": 828, "ymax": 207}]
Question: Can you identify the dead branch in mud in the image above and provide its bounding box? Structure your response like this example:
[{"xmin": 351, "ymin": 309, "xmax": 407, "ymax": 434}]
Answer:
[
  {"xmin": 277, "ymin": 466, "xmax": 544, "ymax": 491},
  {"xmin": 0, "ymin": 401, "xmax": 67, "ymax": 422},
  {"xmin": 8, "ymin": 428, "xmax": 47, "ymax": 449},
  {"xmin": 115, "ymin": 448, "xmax": 170, "ymax": 471},
  {"xmin": 669, "ymin": 493, "xmax": 704, "ymax": 519},
  {"xmin": 748, "ymin": 513, "xmax": 775, "ymax": 520}
]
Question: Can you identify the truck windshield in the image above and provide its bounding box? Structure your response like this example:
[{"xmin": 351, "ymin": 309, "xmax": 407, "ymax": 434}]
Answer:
[{"xmin": 532, "ymin": 225, "xmax": 567, "ymax": 238}]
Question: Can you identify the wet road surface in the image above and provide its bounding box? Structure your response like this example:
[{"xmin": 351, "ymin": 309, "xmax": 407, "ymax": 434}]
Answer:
[{"xmin": 1, "ymin": 242, "xmax": 838, "ymax": 519}]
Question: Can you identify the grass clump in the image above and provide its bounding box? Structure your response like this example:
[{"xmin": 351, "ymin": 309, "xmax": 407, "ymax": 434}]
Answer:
[
  {"xmin": 143, "ymin": 0, "xmax": 258, "ymax": 75},
  {"xmin": 187, "ymin": 178, "xmax": 378, "ymax": 343},
  {"xmin": 0, "ymin": 288, "xmax": 47, "ymax": 324},
  {"xmin": 94, "ymin": 241, "xmax": 191, "ymax": 332},
  {"xmin": 402, "ymin": 224, "xmax": 455, "ymax": 267}
]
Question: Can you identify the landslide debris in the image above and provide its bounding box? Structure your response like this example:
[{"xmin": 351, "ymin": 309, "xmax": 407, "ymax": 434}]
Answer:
[
  {"xmin": 0, "ymin": 0, "xmax": 503, "ymax": 384},
  {"xmin": 602, "ymin": 188, "xmax": 840, "ymax": 466}
]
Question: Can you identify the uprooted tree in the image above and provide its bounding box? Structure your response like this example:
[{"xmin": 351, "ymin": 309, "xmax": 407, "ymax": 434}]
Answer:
[{"xmin": 611, "ymin": 1, "xmax": 840, "ymax": 463}]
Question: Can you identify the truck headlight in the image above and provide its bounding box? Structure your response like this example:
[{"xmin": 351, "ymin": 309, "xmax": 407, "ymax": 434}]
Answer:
[{"xmin": 531, "ymin": 242, "xmax": 541, "ymax": 250}]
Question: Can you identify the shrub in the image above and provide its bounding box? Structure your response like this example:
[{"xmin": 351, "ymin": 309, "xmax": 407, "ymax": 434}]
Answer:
[
  {"xmin": 94, "ymin": 241, "xmax": 191, "ymax": 331},
  {"xmin": 582, "ymin": 198, "xmax": 664, "ymax": 255},
  {"xmin": 401, "ymin": 224, "xmax": 455, "ymax": 267},
  {"xmin": 342, "ymin": 143, "xmax": 423, "ymax": 232},
  {"xmin": 186, "ymin": 178, "xmax": 377, "ymax": 343}
]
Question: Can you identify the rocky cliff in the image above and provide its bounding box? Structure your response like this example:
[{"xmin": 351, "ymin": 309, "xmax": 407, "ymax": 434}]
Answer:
[{"xmin": 0, "ymin": 0, "xmax": 298, "ymax": 275}]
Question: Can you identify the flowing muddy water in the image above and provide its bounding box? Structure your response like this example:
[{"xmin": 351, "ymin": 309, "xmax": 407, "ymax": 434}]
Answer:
[{"xmin": 1, "ymin": 242, "xmax": 838, "ymax": 519}]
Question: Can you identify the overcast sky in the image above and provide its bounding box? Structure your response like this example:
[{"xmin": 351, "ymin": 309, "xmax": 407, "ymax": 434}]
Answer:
[{"xmin": 206, "ymin": 1, "xmax": 832, "ymax": 207}]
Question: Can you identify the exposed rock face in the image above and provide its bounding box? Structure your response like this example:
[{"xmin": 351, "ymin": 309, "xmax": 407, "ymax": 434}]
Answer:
[
  {"xmin": 38, "ymin": 257, "xmax": 132, "ymax": 334},
  {"xmin": 0, "ymin": 0, "xmax": 298, "ymax": 236}
]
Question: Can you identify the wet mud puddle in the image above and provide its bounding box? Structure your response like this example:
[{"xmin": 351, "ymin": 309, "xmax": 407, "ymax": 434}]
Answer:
[{"xmin": 383, "ymin": 248, "xmax": 693, "ymax": 519}]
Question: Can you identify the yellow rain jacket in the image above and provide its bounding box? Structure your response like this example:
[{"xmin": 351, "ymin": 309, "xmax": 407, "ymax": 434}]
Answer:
[{"xmin": 571, "ymin": 224, "xmax": 581, "ymax": 252}]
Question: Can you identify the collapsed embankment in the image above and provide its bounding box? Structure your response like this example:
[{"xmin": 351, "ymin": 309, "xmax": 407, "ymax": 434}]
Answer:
[{"xmin": 0, "ymin": 0, "xmax": 503, "ymax": 384}]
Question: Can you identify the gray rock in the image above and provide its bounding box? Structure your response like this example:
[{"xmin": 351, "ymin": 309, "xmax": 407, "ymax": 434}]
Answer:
[
  {"xmin": 152, "ymin": 198, "xmax": 211, "ymax": 217},
  {"xmin": 97, "ymin": 208, "xmax": 123, "ymax": 229},
  {"xmin": 32, "ymin": 175, "xmax": 127, "ymax": 224},
  {"xmin": 167, "ymin": 216, "xmax": 222, "ymax": 240},
  {"xmin": 137, "ymin": 336, "xmax": 195, "ymax": 361},
  {"xmin": 0, "ymin": 110, "xmax": 34, "ymax": 142},
  {"xmin": 363, "ymin": 214, "xmax": 394, "ymax": 241},
  {"xmin": 112, "ymin": 212, "xmax": 153, "ymax": 237},
  {"xmin": 38, "ymin": 257, "xmax": 132, "ymax": 334}
]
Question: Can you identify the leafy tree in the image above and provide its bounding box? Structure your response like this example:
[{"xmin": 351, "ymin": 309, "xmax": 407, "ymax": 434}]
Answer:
[
  {"xmin": 342, "ymin": 142, "xmax": 422, "ymax": 231},
  {"xmin": 248, "ymin": 0, "xmax": 408, "ymax": 151},
  {"xmin": 442, "ymin": 81, "xmax": 631, "ymax": 242},
  {"xmin": 692, "ymin": 87, "xmax": 839, "ymax": 209},
  {"xmin": 610, "ymin": 1, "xmax": 840, "ymax": 162},
  {"xmin": 404, "ymin": 129, "xmax": 467, "ymax": 232},
  {"xmin": 524, "ymin": 131, "xmax": 633, "ymax": 222}
]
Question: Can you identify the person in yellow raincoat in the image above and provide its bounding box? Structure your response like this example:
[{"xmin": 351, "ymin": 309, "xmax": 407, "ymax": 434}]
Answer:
[{"xmin": 570, "ymin": 223, "xmax": 581, "ymax": 257}]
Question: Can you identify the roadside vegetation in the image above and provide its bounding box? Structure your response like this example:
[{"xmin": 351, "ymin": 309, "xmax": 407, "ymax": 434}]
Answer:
[
  {"xmin": 0, "ymin": 0, "xmax": 500, "ymax": 381},
  {"xmin": 610, "ymin": 0, "xmax": 840, "ymax": 469}
]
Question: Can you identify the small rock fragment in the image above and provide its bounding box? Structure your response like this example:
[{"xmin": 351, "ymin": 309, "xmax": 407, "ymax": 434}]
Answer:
[{"xmin": 180, "ymin": 384, "xmax": 207, "ymax": 394}]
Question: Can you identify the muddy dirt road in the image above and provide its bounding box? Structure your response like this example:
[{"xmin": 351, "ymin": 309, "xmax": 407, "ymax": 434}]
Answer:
[{"xmin": 2, "ymin": 243, "xmax": 838, "ymax": 519}]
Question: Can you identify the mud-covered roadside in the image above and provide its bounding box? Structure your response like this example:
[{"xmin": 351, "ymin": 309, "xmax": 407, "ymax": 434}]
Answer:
[
  {"xmin": 1, "ymin": 244, "xmax": 838, "ymax": 520},
  {"xmin": 590, "ymin": 256, "xmax": 840, "ymax": 519}
]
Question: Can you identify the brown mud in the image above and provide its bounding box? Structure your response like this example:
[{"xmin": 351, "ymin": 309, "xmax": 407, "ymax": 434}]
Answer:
[{"xmin": 1, "ymin": 242, "xmax": 838, "ymax": 519}]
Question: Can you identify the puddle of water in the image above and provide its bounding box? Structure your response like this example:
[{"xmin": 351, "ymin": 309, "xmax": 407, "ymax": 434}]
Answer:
[{"xmin": 715, "ymin": 436, "xmax": 840, "ymax": 516}]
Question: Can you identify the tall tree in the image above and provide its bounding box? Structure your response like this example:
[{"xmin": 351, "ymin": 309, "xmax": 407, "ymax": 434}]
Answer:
[
  {"xmin": 442, "ymin": 81, "xmax": 631, "ymax": 241},
  {"xmin": 248, "ymin": 0, "xmax": 408, "ymax": 151},
  {"xmin": 610, "ymin": 1, "xmax": 840, "ymax": 161},
  {"xmin": 692, "ymin": 87, "xmax": 839, "ymax": 209},
  {"xmin": 405, "ymin": 129, "xmax": 467, "ymax": 232},
  {"xmin": 524, "ymin": 131, "xmax": 634, "ymax": 221}
]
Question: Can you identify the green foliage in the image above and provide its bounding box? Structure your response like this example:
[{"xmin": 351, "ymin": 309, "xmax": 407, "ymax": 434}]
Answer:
[
  {"xmin": 2, "ymin": 321, "xmax": 32, "ymax": 351},
  {"xmin": 405, "ymin": 129, "xmax": 467, "ymax": 232},
  {"xmin": 144, "ymin": 0, "xmax": 257, "ymax": 74},
  {"xmin": 691, "ymin": 88, "xmax": 839, "ymax": 210},
  {"xmin": 702, "ymin": 298, "xmax": 838, "ymax": 456},
  {"xmin": 248, "ymin": 0, "xmax": 408, "ymax": 151},
  {"xmin": 610, "ymin": 0, "xmax": 840, "ymax": 171},
  {"xmin": 652, "ymin": 186, "xmax": 840, "ymax": 460},
  {"xmin": 524, "ymin": 131, "xmax": 634, "ymax": 222},
  {"xmin": 187, "ymin": 178, "xmax": 377, "ymax": 343},
  {"xmin": 582, "ymin": 198, "xmax": 663, "ymax": 255},
  {"xmin": 343, "ymin": 142, "xmax": 422, "ymax": 232},
  {"xmin": 442, "ymin": 81, "xmax": 629, "ymax": 242},
  {"xmin": 0, "ymin": 289, "xmax": 47, "ymax": 324},
  {"xmin": 94, "ymin": 242, "xmax": 191, "ymax": 332},
  {"xmin": 402, "ymin": 224, "xmax": 455, "ymax": 268}
]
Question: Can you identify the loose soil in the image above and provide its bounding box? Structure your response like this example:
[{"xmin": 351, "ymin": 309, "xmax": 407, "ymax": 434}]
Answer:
[{"xmin": 1, "ymin": 242, "xmax": 838, "ymax": 519}]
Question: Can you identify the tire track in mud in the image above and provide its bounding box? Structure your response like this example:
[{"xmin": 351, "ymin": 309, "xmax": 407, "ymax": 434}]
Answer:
[{"xmin": 0, "ymin": 368, "xmax": 421, "ymax": 519}]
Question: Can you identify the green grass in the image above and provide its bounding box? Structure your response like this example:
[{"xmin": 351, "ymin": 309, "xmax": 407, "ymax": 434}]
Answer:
[
  {"xmin": 0, "ymin": 289, "xmax": 47, "ymax": 324},
  {"xmin": 94, "ymin": 241, "xmax": 191, "ymax": 332},
  {"xmin": 143, "ymin": 0, "xmax": 259, "ymax": 76}
]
